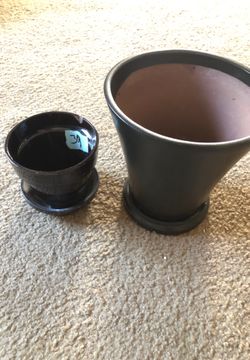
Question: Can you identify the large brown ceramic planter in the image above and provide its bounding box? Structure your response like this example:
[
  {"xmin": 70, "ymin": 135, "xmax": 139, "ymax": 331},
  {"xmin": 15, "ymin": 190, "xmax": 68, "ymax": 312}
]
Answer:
[{"xmin": 104, "ymin": 50, "xmax": 250, "ymax": 234}]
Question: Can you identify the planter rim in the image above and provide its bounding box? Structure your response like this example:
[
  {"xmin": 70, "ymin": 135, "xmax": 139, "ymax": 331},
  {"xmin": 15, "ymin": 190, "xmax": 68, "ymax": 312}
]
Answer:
[
  {"xmin": 5, "ymin": 111, "xmax": 99, "ymax": 176},
  {"xmin": 104, "ymin": 49, "xmax": 250, "ymax": 148}
]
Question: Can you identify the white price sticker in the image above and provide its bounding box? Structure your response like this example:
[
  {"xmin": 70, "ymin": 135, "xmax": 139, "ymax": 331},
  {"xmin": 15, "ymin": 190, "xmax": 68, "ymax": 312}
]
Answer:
[{"xmin": 65, "ymin": 130, "xmax": 89, "ymax": 153}]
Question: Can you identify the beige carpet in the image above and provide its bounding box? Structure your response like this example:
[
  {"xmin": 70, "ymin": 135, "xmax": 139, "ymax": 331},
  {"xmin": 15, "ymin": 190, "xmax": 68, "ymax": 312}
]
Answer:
[{"xmin": 0, "ymin": 1, "xmax": 249, "ymax": 359}]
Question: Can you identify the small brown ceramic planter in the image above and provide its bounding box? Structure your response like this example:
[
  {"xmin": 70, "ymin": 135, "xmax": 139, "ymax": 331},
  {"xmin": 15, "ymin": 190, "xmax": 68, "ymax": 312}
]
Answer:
[
  {"xmin": 104, "ymin": 50, "xmax": 250, "ymax": 234},
  {"xmin": 5, "ymin": 111, "xmax": 99, "ymax": 214}
]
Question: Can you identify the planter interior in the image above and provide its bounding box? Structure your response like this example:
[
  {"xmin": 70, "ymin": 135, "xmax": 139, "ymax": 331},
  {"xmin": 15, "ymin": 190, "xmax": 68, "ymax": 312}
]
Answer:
[
  {"xmin": 7, "ymin": 112, "xmax": 97, "ymax": 171},
  {"xmin": 115, "ymin": 63, "xmax": 250, "ymax": 142}
]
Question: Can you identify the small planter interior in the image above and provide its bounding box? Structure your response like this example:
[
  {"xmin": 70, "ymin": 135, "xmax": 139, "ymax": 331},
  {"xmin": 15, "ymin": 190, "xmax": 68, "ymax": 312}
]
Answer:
[{"xmin": 115, "ymin": 64, "xmax": 250, "ymax": 142}]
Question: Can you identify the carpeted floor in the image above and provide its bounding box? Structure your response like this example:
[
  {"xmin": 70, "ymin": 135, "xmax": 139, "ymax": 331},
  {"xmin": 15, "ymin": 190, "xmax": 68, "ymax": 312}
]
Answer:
[{"xmin": 0, "ymin": 1, "xmax": 249, "ymax": 359}]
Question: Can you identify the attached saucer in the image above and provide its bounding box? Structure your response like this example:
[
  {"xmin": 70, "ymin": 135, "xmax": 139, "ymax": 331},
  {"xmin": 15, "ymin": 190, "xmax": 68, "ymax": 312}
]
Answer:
[
  {"xmin": 21, "ymin": 169, "xmax": 99, "ymax": 215},
  {"xmin": 123, "ymin": 181, "xmax": 209, "ymax": 235}
]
